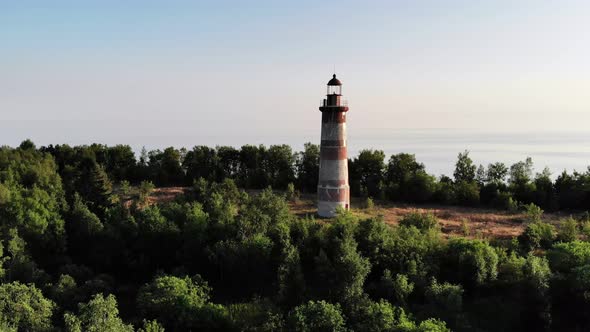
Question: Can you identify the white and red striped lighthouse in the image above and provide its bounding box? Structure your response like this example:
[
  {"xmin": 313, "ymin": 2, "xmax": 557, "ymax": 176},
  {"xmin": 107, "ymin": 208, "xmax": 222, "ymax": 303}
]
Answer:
[{"xmin": 317, "ymin": 74, "xmax": 350, "ymax": 217}]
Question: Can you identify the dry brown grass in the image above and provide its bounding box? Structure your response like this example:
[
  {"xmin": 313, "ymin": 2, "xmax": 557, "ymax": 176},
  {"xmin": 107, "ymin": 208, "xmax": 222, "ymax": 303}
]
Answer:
[
  {"xmin": 290, "ymin": 194, "xmax": 570, "ymax": 240},
  {"xmin": 147, "ymin": 187, "xmax": 189, "ymax": 204},
  {"xmin": 121, "ymin": 186, "xmax": 189, "ymax": 208},
  {"xmin": 139, "ymin": 188, "xmax": 571, "ymax": 240}
]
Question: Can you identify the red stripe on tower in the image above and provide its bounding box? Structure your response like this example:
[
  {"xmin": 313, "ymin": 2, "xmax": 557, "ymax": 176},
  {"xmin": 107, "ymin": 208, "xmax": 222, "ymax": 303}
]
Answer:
[{"xmin": 320, "ymin": 146, "xmax": 347, "ymax": 160}]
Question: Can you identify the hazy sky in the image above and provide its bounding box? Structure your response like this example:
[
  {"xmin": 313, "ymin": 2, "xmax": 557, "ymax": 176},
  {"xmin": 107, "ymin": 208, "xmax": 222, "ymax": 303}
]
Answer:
[{"xmin": 1, "ymin": 0, "xmax": 589, "ymax": 149}]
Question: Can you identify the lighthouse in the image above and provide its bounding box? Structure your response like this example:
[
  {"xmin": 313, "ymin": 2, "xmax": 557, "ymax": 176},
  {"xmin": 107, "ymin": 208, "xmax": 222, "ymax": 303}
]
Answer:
[{"xmin": 317, "ymin": 74, "xmax": 350, "ymax": 217}]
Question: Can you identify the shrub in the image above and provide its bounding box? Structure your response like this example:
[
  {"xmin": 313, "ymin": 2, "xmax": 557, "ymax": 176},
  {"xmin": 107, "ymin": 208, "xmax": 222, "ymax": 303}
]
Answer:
[
  {"xmin": 425, "ymin": 279, "xmax": 464, "ymax": 326},
  {"xmin": 518, "ymin": 222, "xmax": 556, "ymax": 252},
  {"xmin": 524, "ymin": 203, "xmax": 543, "ymax": 224},
  {"xmin": 445, "ymin": 238, "xmax": 499, "ymax": 286},
  {"xmin": 399, "ymin": 211, "xmax": 438, "ymax": 232},
  {"xmin": 582, "ymin": 221, "xmax": 590, "ymax": 240},
  {"xmin": 492, "ymin": 191, "xmax": 519, "ymax": 212},
  {"xmin": 365, "ymin": 197, "xmax": 375, "ymax": 210},
  {"xmin": 285, "ymin": 183, "xmax": 299, "ymax": 202},
  {"xmin": 454, "ymin": 181, "xmax": 480, "ymax": 206},
  {"xmin": 461, "ymin": 219, "xmax": 471, "ymax": 236},
  {"xmin": 558, "ymin": 217, "xmax": 579, "ymax": 242},
  {"xmin": 379, "ymin": 270, "xmax": 414, "ymax": 306},
  {"xmin": 138, "ymin": 180, "xmax": 155, "ymax": 204},
  {"xmin": 547, "ymin": 241, "xmax": 590, "ymax": 273}
]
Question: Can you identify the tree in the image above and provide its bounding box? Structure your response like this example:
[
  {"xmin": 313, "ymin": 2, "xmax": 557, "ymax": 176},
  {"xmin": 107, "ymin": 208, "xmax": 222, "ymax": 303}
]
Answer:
[
  {"xmin": 547, "ymin": 241, "xmax": 590, "ymax": 273},
  {"xmin": 227, "ymin": 299, "xmax": 284, "ymax": 332},
  {"xmin": 266, "ymin": 145, "xmax": 296, "ymax": 190},
  {"xmin": 509, "ymin": 157, "xmax": 534, "ymax": 186},
  {"xmin": 452, "ymin": 151, "xmax": 481, "ymax": 206},
  {"xmin": 278, "ymin": 245, "xmax": 306, "ymax": 307},
  {"xmin": 215, "ymin": 146, "xmax": 241, "ymax": 181},
  {"xmin": 134, "ymin": 206, "xmax": 181, "ymax": 272},
  {"xmin": 509, "ymin": 158, "xmax": 536, "ymax": 203},
  {"xmin": 424, "ymin": 279, "xmax": 463, "ymax": 328},
  {"xmin": 475, "ymin": 164, "xmax": 486, "ymax": 185},
  {"xmin": 486, "ymin": 162, "xmax": 508, "ymax": 184},
  {"xmin": 288, "ymin": 300, "xmax": 347, "ymax": 332},
  {"xmin": 312, "ymin": 218, "xmax": 371, "ymax": 303},
  {"xmin": 148, "ymin": 147, "xmax": 185, "ymax": 186},
  {"xmin": 534, "ymin": 167, "xmax": 556, "ymax": 210},
  {"xmin": 296, "ymin": 143, "xmax": 320, "ymax": 193},
  {"xmin": 105, "ymin": 145, "xmax": 137, "ymax": 182},
  {"xmin": 385, "ymin": 153, "xmax": 425, "ymax": 186},
  {"xmin": 85, "ymin": 163, "xmax": 114, "ymax": 213},
  {"xmin": 18, "ymin": 139, "xmax": 36, "ymax": 151},
  {"xmin": 454, "ymin": 178, "xmax": 480, "ymax": 206},
  {"xmin": 239, "ymin": 145, "xmax": 269, "ymax": 189},
  {"xmin": 64, "ymin": 294, "xmax": 133, "ymax": 332},
  {"xmin": 416, "ymin": 319, "xmax": 451, "ymax": 332},
  {"xmin": 137, "ymin": 275, "xmax": 229, "ymax": 330},
  {"xmin": 0, "ymin": 282, "xmax": 55, "ymax": 331},
  {"xmin": 350, "ymin": 149, "xmax": 385, "ymax": 198},
  {"xmin": 385, "ymin": 153, "xmax": 435, "ymax": 202},
  {"xmin": 518, "ymin": 222, "xmax": 556, "ymax": 252},
  {"xmin": 137, "ymin": 320, "xmax": 166, "ymax": 332},
  {"xmin": 354, "ymin": 217, "xmax": 395, "ymax": 275},
  {"xmin": 350, "ymin": 299, "xmax": 398, "ymax": 332},
  {"xmin": 183, "ymin": 146, "xmax": 219, "ymax": 184},
  {"xmin": 0, "ymin": 146, "xmax": 67, "ymax": 266},
  {"xmin": 378, "ymin": 270, "xmax": 414, "ymax": 307},
  {"xmin": 444, "ymin": 238, "xmax": 498, "ymax": 287},
  {"xmin": 50, "ymin": 274, "xmax": 82, "ymax": 312},
  {"xmin": 453, "ymin": 151, "xmax": 476, "ymax": 183},
  {"xmin": 68, "ymin": 194, "xmax": 103, "ymax": 237},
  {"xmin": 521, "ymin": 255, "xmax": 552, "ymax": 331}
]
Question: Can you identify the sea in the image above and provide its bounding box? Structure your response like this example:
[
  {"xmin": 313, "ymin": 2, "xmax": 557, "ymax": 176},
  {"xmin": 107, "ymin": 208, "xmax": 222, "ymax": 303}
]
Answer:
[
  {"xmin": 127, "ymin": 128, "xmax": 590, "ymax": 178},
  {"xmin": 345, "ymin": 129, "xmax": 590, "ymax": 178},
  {"xmin": 2, "ymin": 125, "xmax": 589, "ymax": 179}
]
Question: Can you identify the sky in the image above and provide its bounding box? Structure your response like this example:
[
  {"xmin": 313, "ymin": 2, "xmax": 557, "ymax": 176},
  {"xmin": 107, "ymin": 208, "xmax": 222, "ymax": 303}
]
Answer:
[{"xmin": 1, "ymin": 0, "xmax": 590, "ymax": 151}]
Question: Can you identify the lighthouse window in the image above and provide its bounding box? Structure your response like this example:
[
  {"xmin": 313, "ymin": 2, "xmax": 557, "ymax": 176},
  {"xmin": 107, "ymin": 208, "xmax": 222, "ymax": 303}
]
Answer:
[{"xmin": 327, "ymin": 85, "xmax": 341, "ymax": 95}]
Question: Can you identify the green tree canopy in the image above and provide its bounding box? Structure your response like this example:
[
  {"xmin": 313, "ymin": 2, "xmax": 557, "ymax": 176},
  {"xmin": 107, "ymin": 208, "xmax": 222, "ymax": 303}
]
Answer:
[
  {"xmin": 288, "ymin": 300, "xmax": 347, "ymax": 332},
  {"xmin": 64, "ymin": 293, "xmax": 133, "ymax": 332},
  {"xmin": 0, "ymin": 282, "xmax": 55, "ymax": 331}
]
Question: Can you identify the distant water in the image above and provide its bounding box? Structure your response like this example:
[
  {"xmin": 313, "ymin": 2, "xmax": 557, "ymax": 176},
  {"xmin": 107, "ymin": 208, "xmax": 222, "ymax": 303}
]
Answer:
[
  {"xmin": 2, "ymin": 124, "xmax": 589, "ymax": 179},
  {"xmin": 136, "ymin": 128, "xmax": 590, "ymax": 178},
  {"xmin": 346, "ymin": 129, "xmax": 590, "ymax": 178}
]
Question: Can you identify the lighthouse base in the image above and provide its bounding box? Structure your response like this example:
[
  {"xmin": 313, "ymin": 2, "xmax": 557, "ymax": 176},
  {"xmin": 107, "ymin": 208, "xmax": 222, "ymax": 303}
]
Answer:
[
  {"xmin": 317, "ymin": 185, "xmax": 350, "ymax": 218},
  {"xmin": 317, "ymin": 201, "xmax": 349, "ymax": 218}
]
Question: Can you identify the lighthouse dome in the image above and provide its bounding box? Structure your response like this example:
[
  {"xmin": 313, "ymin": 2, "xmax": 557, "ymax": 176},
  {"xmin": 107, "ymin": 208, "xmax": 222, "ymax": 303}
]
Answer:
[{"xmin": 327, "ymin": 74, "xmax": 342, "ymax": 86}]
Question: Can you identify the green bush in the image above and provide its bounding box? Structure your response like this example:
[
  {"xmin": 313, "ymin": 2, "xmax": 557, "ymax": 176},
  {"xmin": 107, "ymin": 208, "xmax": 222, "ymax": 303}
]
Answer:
[
  {"xmin": 0, "ymin": 282, "xmax": 55, "ymax": 331},
  {"xmin": 425, "ymin": 279, "xmax": 464, "ymax": 327},
  {"xmin": 399, "ymin": 211, "xmax": 439, "ymax": 232},
  {"xmin": 523, "ymin": 203, "xmax": 543, "ymax": 223},
  {"xmin": 288, "ymin": 300, "xmax": 347, "ymax": 332},
  {"xmin": 454, "ymin": 181, "xmax": 480, "ymax": 206},
  {"xmin": 285, "ymin": 183, "xmax": 299, "ymax": 202},
  {"xmin": 547, "ymin": 241, "xmax": 590, "ymax": 273},
  {"xmin": 365, "ymin": 197, "xmax": 375, "ymax": 210},
  {"xmin": 558, "ymin": 217, "xmax": 579, "ymax": 242},
  {"xmin": 445, "ymin": 238, "xmax": 499, "ymax": 286},
  {"xmin": 518, "ymin": 222, "xmax": 556, "ymax": 252},
  {"xmin": 491, "ymin": 191, "xmax": 519, "ymax": 212}
]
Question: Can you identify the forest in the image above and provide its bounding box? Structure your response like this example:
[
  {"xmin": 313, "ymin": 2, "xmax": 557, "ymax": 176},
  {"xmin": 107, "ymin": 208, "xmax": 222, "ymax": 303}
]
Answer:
[{"xmin": 0, "ymin": 139, "xmax": 589, "ymax": 331}]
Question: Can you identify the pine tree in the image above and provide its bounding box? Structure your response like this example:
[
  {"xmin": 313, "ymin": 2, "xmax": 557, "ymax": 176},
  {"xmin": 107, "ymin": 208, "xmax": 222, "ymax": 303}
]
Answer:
[{"xmin": 87, "ymin": 164, "xmax": 113, "ymax": 214}]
